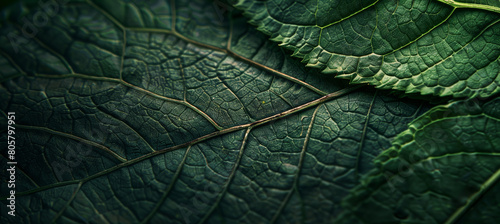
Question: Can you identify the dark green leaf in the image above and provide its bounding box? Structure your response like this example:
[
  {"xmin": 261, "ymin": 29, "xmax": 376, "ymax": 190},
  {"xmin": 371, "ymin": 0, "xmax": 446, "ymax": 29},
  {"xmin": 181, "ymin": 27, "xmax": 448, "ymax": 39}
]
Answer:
[{"xmin": 0, "ymin": 0, "xmax": 428, "ymax": 223}]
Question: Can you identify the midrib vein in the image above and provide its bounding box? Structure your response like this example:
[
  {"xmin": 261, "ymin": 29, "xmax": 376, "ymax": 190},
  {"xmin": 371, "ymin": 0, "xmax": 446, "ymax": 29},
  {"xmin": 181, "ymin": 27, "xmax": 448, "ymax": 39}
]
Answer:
[{"xmin": 5, "ymin": 85, "xmax": 362, "ymax": 199}]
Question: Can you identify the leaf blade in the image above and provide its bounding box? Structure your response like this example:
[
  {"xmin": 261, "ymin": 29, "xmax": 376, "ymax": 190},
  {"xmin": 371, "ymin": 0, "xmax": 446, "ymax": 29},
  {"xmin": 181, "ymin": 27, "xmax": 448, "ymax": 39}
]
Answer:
[
  {"xmin": 233, "ymin": 0, "xmax": 500, "ymax": 98},
  {"xmin": 0, "ymin": 0, "xmax": 430, "ymax": 223},
  {"xmin": 335, "ymin": 97, "xmax": 500, "ymax": 223}
]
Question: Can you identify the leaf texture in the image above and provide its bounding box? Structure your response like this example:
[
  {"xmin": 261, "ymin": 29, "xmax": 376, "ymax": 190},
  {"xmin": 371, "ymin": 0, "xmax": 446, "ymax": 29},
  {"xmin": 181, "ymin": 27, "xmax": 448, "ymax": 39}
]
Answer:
[
  {"xmin": 0, "ymin": 0, "xmax": 429, "ymax": 223},
  {"xmin": 336, "ymin": 96, "xmax": 500, "ymax": 224},
  {"xmin": 436, "ymin": 0, "xmax": 500, "ymax": 14},
  {"xmin": 233, "ymin": 0, "xmax": 500, "ymax": 98}
]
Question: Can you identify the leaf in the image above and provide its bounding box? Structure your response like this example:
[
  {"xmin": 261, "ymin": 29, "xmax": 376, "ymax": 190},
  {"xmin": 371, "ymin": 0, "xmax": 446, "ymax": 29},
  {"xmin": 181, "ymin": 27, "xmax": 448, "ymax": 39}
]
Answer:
[
  {"xmin": 436, "ymin": 0, "xmax": 500, "ymax": 14},
  {"xmin": 232, "ymin": 0, "xmax": 500, "ymax": 98},
  {"xmin": 335, "ymin": 96, "xmax": 500, "ymax": 224},
  {"xmin": 0, "ymin": 0, "xmax": 429, "ymax": 223}
]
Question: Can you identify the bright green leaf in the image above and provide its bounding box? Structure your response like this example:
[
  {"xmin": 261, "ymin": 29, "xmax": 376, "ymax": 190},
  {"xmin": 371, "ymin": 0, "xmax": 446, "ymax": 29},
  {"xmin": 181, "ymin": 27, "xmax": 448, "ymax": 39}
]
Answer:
[
  {"xmin": 335, "ymin": 96, "xmax": 500, "ymax": 224},
  {"xmin": 0, "ymin": 0, "xmax": 429, "ymax": 223},
  {"xmin": 436, "ymin": 0, "xmax": 500, "ymax": 14},
  {"xmin": 233, "ymin": 0, "xmax": 500, "ymax": 98}
]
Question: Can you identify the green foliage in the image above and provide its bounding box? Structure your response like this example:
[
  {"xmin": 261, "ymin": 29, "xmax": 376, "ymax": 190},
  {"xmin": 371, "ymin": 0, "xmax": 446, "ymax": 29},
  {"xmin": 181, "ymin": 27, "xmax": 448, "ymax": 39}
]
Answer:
[
  {"xmin": 0, "ymin": 0, "xmax": 427, "ymax": 223},
  {"xmin": 437, "ymin": 0, "xmax": 500, "ymax": 14},
  {"xmin": 233, "ymin": 0, "xmax": 500, "ymax": 98},
  {"xmin": 335, "ymin": 97, "xmax": 500, "ymax": 224},
  {"xmin": 0, "ymin": 0, "xmax": 499, "ymax": 223}
]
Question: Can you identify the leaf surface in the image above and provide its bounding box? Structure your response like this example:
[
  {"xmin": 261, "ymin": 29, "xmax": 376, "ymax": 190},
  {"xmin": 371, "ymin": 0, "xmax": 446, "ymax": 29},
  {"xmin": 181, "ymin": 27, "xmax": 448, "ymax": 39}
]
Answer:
[
  {"xmin": 436, "ymin": 0, "xmax": 500, "ymax": 14},
  {"xmin": 336, "ymin": 96, "xmax": 500, "ymax": 224},
  {"xmin": 0, "ymin": 0, "xmax": 430, "ymax": 223},
  {"xmin": 233, "ymin": 0, "xmax": 500, "ymax": 98}
]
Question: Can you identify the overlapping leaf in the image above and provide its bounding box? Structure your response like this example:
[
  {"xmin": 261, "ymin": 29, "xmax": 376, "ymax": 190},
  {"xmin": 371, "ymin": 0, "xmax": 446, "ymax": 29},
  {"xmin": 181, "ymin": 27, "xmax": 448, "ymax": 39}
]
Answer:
[
  {"xmin": 0, "ymin": 0, "xmax": 428, "ymax": 223},
  {"xmin": 336, "ymin": 96, "xmax": 500, "ymax": 224},
  {"xmin": 233, "ymin": 0, "xmax": 500, "ymax": 98},
  {"xmin": 437, "ymin": 0, "xmax": 500, "ymax": 13}
]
